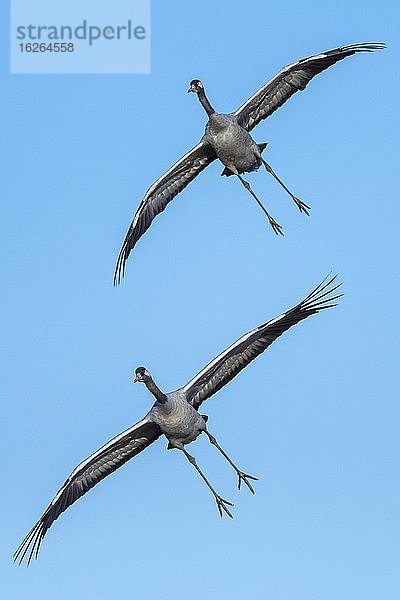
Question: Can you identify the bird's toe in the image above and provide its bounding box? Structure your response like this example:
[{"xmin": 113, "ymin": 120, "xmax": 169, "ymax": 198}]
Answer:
[
  {"xmin": 294, "ymin": 197, "xmax": 311, "ymax": 216},
  {"xmin": 237, "ymin": 471, "xmax": 259, "ymax": 495},
  {"xmin": 216, "ymin": 495, "xmax": 234, "ymax": 519}
]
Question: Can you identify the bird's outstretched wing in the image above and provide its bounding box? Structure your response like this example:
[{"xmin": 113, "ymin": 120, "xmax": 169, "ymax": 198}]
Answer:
[
  {"xmin": 183, "ymin": 275, "xmax": 342, "ymax": 410},
  {"xmin": 114, "ymin": 141, "xmax": 217, "ymax": 284},
  {"xmin": 14, "ymin": 417, "xmax": 161, "ymax": 565},
  {"xmin": 235, "ymin": 42, "xmax": 385, "ymax": 131}
]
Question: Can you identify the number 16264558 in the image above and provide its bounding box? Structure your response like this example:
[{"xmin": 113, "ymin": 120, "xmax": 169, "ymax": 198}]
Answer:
[{"xmin": 19, "ymin": 42, "xmax": 74, "ymax": 52}]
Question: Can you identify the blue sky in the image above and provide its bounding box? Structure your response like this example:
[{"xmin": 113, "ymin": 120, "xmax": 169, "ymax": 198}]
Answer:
[{"xmin": 2, "ymin": 1, "xmax": 399, "ymax": 598}]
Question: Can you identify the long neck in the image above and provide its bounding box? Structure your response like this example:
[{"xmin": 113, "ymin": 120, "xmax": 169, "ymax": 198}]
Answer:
[
  {"xmin": 197, "ymin": 88, "xmax": 215, "ymax": 116},
  {"xmin": 145, "ymin": 377, "xmax": 168, "ymax": 404}
]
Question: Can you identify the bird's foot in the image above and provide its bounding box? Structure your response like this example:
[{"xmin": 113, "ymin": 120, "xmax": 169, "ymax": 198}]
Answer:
[
  {"xmin": 268, "ymin": 216, "xmax": 284, "ymax": 236},
  {"xmin": 294, "ymin": 196, "xmax": 311, "ymax": 216},
  {"xmin": 215, "ymin": 495, "xmax": 234, "ymax": 519},
  {"xmin": 237, "ymin": 471, "xmax": 259, "ymax": 495}
]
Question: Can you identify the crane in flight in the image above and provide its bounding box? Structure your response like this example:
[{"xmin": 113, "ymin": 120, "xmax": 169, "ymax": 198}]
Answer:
[
  {"xmin": 114, "ymin": 43, "xmax": 384, "ymax": 284},
  {"xmin": 15, "ymin": 275, "xmax": 341, "ymax": 565}
]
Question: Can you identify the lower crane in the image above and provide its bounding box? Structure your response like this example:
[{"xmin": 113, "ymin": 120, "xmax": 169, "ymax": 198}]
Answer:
[{"xmin": 15, "ymin": 275, "xmax": 341, "ymax": 565}]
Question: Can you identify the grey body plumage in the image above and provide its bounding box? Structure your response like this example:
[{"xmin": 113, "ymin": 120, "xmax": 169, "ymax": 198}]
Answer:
[
  {"xmin": 15, "ymin": 276, "xmax": 341, "ymax": 565},
  {"xmin": 149, "ymin": 390, "xmax": 207, "ymax": 447},
  {"xmin": 204, "ymin": 113, "xmax": 261, "ymax": 175},
  {"xmin": 114, "ymin": 42, "xmax": 384, "ymax": 284}
]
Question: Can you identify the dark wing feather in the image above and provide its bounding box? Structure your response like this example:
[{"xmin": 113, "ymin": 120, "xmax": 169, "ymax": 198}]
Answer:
[
  {"xmin": 114, "ymin": 141, "xmax": 216, "ymax": 284},
  {"xmin": 183, "ymin": 275, "xmax": 342, "ymax": 410},
  {"xmin": 14, "ymin": 417, "xmax": 161, "ymax": 565},
  {"xmin": 235, "ymin": 42, "xmax": 385, "ymax": 131}
]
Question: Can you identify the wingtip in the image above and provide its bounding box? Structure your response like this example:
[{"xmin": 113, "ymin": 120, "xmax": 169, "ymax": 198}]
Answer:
[
  {"xmin": 13, "ymin": 521, "xmax": 43, "ymax": 567},
  {"xmin": 113, "ymin": 271, "xmax": 122, "ymax": 287},
  {"xmin": 113, "ymin": 248, "xmax": 127, "ymax": 287},
  {"xmin": 345, "ymin": 41, "xmax": 386, "ymax": 52},
  {"xmin": 303, "ymin": 273, "xmax": 343, "ymax": 312}
]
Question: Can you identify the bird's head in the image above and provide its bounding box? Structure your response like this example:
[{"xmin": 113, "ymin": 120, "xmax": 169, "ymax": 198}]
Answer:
[
  {"xmin": 134, "ymin": 366, "xmax": 151, "ymax": 383},
  {"xmin": 188, "ymin": 79, "xmax": 204, "ymax": 94}
]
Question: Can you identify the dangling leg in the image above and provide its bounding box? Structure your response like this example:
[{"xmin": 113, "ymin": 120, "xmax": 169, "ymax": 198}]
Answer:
[
  {"xmin": 180, "ymin": 447, "xmax": 234, "ymax": 518},
  {"xmin": 204, "ymin": 430, "xmax": 258, "ymax": 494},
  {"xmin": 228, "ymin": 165, "xmax": 283, "ymax": 236},
  {"xmin": 261, "ymin": 159, "xmax": 311, "ymax": 215}
]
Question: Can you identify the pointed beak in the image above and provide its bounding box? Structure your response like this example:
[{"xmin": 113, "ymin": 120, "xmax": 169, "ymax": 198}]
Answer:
[
  {"xmin": 133, "ymin": 376, "xmax": 139, "ymax": 383},
  {"xmin": 187, "ymin": 86, "xmax": 194, "ymax": 93}
]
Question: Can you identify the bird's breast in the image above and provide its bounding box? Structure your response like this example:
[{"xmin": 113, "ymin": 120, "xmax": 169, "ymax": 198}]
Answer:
[
  {"xmin": 206, "ymin": 121, "xmax": 260, "ymax": 173},
  {"xmin": 150, "ymin": 396, "xmax": 205, "ymax": 444}
]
